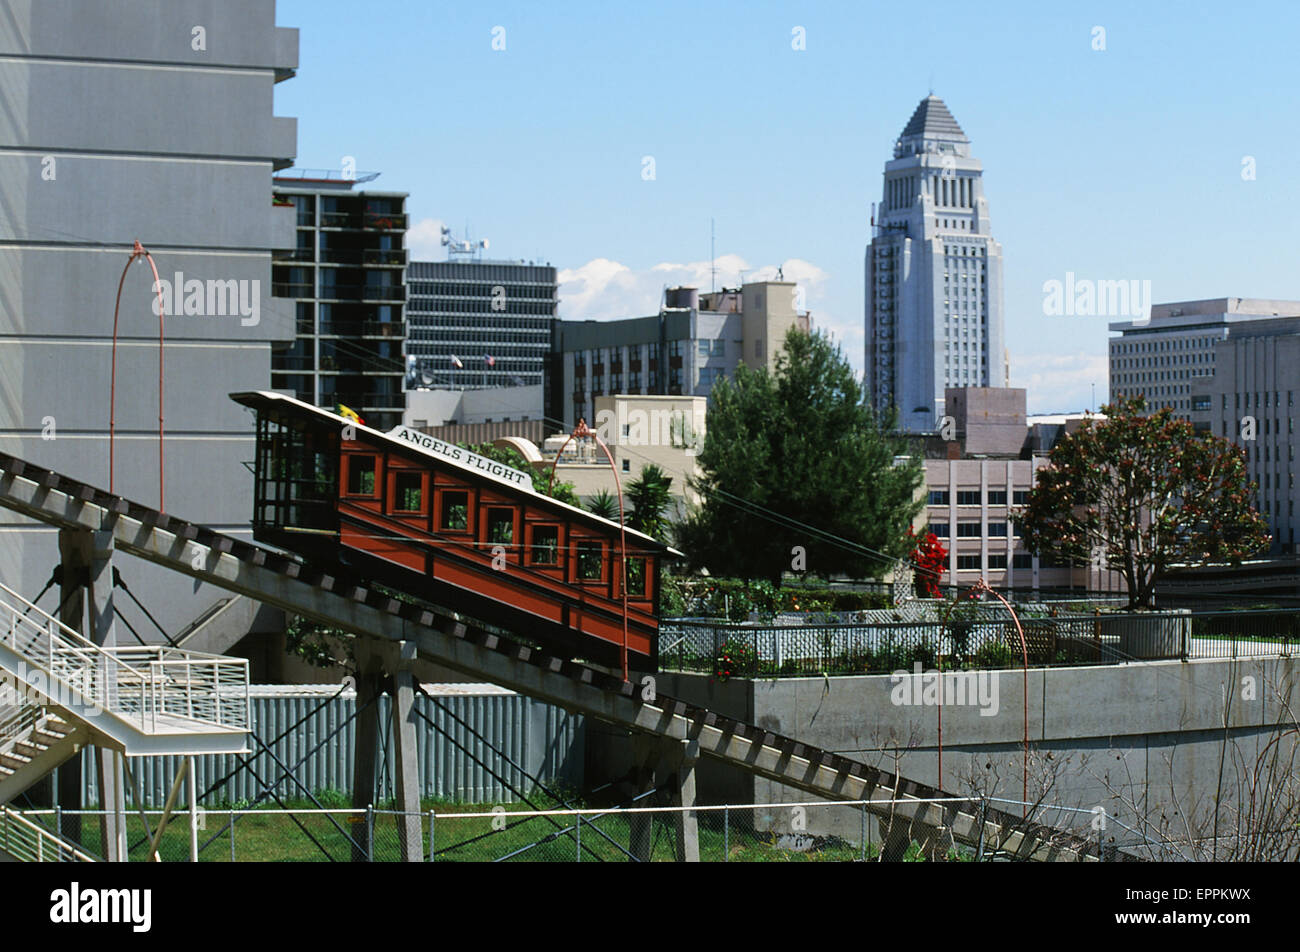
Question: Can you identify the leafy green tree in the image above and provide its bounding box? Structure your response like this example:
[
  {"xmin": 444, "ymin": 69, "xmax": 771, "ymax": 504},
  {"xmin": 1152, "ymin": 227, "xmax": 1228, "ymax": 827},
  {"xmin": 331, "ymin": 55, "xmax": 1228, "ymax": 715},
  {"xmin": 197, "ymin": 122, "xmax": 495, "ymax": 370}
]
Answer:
[
  {"xmin": 677, "ymin": 327, "xmax": 924, "ymax": 581},
  {"xmin": 464, "ymin": 442, "xmax": 581, "ymax": 508},
  {"xmin": 585, "ymin": 488, "xmax": 619, "ymax": 521},
  {"xmin": 1017, "ymin": 395, "xmax": 1269, "ymax": 609},
  {"xmin": 626, "ymin": 463, "xmax": 674, "ymax": 543}
]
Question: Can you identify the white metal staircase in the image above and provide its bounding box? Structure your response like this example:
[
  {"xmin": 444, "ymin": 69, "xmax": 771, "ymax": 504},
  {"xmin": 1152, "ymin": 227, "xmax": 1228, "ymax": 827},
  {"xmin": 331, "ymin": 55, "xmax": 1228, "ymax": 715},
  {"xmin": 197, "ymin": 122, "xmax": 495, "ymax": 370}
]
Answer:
[{"xmin": 0, "ymin": 579, "xmax": 251, "ymax": 809}]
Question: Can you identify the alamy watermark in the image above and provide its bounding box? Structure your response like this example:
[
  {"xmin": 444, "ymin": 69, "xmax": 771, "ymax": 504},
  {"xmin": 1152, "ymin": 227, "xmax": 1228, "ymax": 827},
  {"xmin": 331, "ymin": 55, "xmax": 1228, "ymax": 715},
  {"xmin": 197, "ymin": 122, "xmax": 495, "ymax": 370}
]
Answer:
[
  {"xmin": 889, "ymin": 662, "xmax": 1000, "ymax": 717},
  {"xmin": 592, "ymin": 404, "xmax": 704, "ymax": 456},
  {"xmin": 1042, "ymin": 272, "xmax": 1151, "ymax": 318},
  {"xmin": 151, "ymin": 272, "xmax": 260, "ymax": 327}
]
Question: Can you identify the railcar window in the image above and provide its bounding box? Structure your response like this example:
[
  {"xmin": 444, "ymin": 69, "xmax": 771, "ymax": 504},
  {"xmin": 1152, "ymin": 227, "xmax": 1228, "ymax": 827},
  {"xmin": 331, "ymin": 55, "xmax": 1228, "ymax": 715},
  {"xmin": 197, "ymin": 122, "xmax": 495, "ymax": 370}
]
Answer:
[
  {"xmin": 531, "ymin": 525, "xmax": 559, "ymax": 565},
  {"xmin": 625, "ymin": 557, "xmax": 646, "ymax": 596},
  {"xmin": 347, "ymin": 456, "xmax": 376, "ymax": 495},
  {"xmin": 394, "ymin": 472, "xmax": 422, "ymax": 512},
  {"xmin": 486, "ymin": 508, "xmax": 514, "ymax": 544},
  {"xmin": 576, "ymin": 541, "xmax": 603, "ymax": 580},
  {"xmin": 441, "ymin": 491, "xmax": 469, "ymax": 531}
]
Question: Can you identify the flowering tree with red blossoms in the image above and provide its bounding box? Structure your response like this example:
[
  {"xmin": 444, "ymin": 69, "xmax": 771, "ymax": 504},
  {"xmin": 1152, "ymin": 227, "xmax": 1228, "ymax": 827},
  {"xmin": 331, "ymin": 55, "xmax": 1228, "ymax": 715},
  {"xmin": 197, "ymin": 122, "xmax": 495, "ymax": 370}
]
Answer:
[
  {"xmin": 908, "ymin": 526, "xmax": 948, "ymax": 598},
  {"xmin": 1017, "ymin": 395, "xmax": 1269, "ymax": 609}
]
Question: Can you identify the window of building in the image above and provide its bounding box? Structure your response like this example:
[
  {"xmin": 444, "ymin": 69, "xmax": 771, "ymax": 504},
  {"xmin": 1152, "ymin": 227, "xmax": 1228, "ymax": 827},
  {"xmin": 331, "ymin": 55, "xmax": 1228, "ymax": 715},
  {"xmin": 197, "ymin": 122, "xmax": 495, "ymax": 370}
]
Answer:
[
  {"xmin": 1012, "ymin": 553, "xmax": 1033, "ymax": 569},
  {"xmin": 394, "ymin": 472, "xmax": 422, "ymax": 512},
  {"xmin": 440, "ymin": 491, "xmax": 469, "ymax": 531},
  {"xmin": 928, "ymin": 490, "xmax": 950, "ymax": 505},
  {"xmin": 531, "ymin": 525, "xmax": 559, "ymax": 565},
  {"xmin": 1012, "ymin": 490, "xmax": 1029, "ymax": 506},
  {"xmin": 988, "ymin": 522, "xmax": 1008, "ymax": 537},
  {"xmin": 577, "ymin": 541, "xmax": 603, "ymax": 580},
  {"xmin": 956, "ymin": 555, "xmax": 981, "ymax": 570},
  {"xmin": 956, "ymin": 490, "xmax": 981, "ymax": 506},
  {"xmin": 624, "ymin": 558, "xmax": 646, "ymax": 597},
  {"xmin": 988, "ymin": 554, "xmax": 1008, "ymax": 569},
  {"xmin": 956, "ymin": 523, "xmax": 982, "ymax": 538},
  {"xmin": 486, "ymin": 508, "xmax": 514, "ymax": 545},
  {"xmin": 987, "ymin": 490, "xmax": 1007, "ymax": 505},
  {"xmin": 929, "ymin": 522, "xmax": 950, "ymax": 538},
  {"xmin": 347, "ymin": 456, "xmax": 376, "ymax": 496}
]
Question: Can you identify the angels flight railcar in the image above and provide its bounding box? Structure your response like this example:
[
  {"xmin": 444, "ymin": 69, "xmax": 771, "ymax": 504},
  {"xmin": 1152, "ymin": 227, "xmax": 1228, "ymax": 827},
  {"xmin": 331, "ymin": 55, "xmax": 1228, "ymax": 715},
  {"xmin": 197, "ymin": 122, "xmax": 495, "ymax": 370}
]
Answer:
[{"xmin": 231, "ymin": 391, "xmax": 681, "ymax": 672}]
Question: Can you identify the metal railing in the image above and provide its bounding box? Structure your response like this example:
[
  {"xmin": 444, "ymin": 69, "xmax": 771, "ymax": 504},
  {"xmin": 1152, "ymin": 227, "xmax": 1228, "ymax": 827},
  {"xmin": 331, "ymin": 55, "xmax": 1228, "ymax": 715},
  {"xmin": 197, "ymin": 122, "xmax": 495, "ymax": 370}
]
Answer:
[
  {"xmin": 0, "ymin": 581, "xmax": 249, "ymax": 733},
  {"xmin": 660, "ymin": 608, "xmax": 1298, "ymax": 678},
  {"xmin": 0, "ymin": 697, "xmax": 39, "ymax": 749},
  {"xmin": 0, "ymin": 806, "xmax": 97, "ymax": 862}
]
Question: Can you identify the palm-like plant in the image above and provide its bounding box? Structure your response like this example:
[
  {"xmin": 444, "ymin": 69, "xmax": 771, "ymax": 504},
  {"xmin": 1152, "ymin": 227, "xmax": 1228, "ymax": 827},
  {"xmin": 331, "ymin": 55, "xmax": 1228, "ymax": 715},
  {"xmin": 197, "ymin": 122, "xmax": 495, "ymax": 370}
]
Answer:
[{"xmin": 586, "ymin": 488, "xmax": 619, "ymax": 521}]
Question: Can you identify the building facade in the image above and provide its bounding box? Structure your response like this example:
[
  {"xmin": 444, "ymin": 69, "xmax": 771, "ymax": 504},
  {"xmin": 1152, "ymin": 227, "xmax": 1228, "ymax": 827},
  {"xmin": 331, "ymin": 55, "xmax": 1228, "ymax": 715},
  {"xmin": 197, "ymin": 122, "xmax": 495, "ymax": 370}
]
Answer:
[
  {"xmin": 1110, "ymin": 298, "xmax": 1300, "ymax": 420},
  {"xmin": 866, "ymin": 96, "xmax": 1007, "ymax": 433},
  {"xmin": 406, "ymin": 259, "xmax": 557, "ymax": 391},
  {"xmin": 271, "ymin": 173, "xmax": 408, "ymax": 432},
  {"xmin": 0, "ymin": 0, "xmax": 298, "ymax": 637},
  {"xmin": 1190, "ymin": 316, "xmax": 1300, "ymax": 555},
  {"xmin": 546, "ymin": 282, "xmax": 809, "ymax": 429}
]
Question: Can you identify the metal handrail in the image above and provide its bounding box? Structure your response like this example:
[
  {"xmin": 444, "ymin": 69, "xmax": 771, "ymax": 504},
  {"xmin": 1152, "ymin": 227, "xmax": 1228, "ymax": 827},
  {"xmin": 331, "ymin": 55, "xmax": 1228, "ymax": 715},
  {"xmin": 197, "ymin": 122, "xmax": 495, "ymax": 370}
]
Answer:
[
  {"xmin": 0, "ymin": 805, "xmax": 98, "ymax": 862},
  {"xmin": 0, "ymin": 580, "xmax": 249, "ymax": 732}
]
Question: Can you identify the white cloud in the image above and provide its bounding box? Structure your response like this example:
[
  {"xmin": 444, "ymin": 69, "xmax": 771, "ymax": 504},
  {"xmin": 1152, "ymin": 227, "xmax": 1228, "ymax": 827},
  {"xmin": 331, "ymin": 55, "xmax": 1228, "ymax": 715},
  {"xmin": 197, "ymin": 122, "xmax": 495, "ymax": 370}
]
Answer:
[
  {"xmin": 405, "ymin": 217, "xmax": 446, "ymax": 261},
  {"xmin": 1012, "ymin": 351, "xmax": 1108, "ymax": 414},
  {"xmin": 557, "ymin": 253, "xmax": 830, "ymax": 322}
]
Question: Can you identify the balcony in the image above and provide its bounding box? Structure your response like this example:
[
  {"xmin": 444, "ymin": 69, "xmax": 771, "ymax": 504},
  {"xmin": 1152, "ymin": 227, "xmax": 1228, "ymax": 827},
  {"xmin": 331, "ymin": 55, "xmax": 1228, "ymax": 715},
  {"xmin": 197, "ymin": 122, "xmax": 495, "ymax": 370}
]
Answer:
[
  {"xmin": 318, "ymin": 283, "xmax": 406, "ymax": 303},
  {"xmin": 319, "ymin": 248, "xmax": 408, "ymax": 267},
  {"xmin": 319, "ymin": 320, "xmax": 404, "ymax": 338},
  {"xmin": 272, "ymin": 282, "xmax": 314, "ymax": 299}
]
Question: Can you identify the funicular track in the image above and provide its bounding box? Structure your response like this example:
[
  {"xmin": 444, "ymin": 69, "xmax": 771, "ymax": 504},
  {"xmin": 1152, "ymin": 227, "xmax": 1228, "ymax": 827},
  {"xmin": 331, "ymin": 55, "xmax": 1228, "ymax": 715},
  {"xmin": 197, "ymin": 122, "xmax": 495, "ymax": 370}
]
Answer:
[{"xmin": 0, "ymin": 451, "xmax": 1131, "ymax": 862}]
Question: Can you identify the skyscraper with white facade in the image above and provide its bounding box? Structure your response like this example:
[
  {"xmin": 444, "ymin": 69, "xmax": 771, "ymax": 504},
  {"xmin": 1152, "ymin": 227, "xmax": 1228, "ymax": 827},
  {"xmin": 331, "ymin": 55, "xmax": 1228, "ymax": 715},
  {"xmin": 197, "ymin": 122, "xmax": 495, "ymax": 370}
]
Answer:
[{"xmin": 865, "ymin": 95, "xmax": 1007, "ymax": 433}]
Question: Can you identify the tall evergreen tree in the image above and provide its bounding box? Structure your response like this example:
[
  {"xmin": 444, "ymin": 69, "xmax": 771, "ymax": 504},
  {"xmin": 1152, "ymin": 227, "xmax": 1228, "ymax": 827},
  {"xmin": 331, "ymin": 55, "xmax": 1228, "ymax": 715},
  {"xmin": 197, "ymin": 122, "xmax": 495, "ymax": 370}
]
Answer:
[{"xmin": 677, "ymin": 327, "xmax": 924, "ymax": 580}]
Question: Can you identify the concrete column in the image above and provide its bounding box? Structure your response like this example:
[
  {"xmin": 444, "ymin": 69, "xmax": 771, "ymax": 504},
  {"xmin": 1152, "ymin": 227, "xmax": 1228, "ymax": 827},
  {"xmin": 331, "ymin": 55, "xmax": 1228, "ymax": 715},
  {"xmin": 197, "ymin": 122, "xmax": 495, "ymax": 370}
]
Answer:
[
  {"xmin": 95, "ymin": 748, "xmax": 127, "ymax": 861},
  {"xmin": 350, "ymin": 667, "xmax": 383, "ymax": 862},
  {"xmin": 390, "ymin": 641, "xmax": 422, "ymax": 862},
  {"xmin": 56, "ymin": 531, "xmax": 88, "ymax": 843},
  {"xmin": 670, "ymin": 737, "xmax": 700, "ymax": 863},
  {"xmin": 61, "ymin": 526, "xmax": 125, "ymax": 859}
]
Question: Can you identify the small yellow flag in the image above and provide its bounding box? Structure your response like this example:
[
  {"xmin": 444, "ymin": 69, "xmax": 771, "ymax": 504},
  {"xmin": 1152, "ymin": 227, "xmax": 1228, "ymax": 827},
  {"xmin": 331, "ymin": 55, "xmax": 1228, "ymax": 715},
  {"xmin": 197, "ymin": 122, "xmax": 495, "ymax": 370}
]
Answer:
[{"xmin": 336, "ymin": 404, "xmax": 364, "ymax": 425}]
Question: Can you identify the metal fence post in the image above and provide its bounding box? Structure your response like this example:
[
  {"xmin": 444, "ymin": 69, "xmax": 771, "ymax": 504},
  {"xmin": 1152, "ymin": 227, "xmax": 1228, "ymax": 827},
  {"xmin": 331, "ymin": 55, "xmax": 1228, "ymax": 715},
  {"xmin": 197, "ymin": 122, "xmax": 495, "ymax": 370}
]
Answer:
[
  {"xmin": 55, "ymin": 805, "xmax": 63, "ymax": 862},
  {"xmin": 575, "ymin": 814, "xmax": 582, "ymax": 862},
  {"xmin": 977, "ymin": 798, "xmax": 987, "ymax": 861},
  {"xmin": 230, "ymin": 809, "xmax": 236, "ymax": 863},
  {"xmin": 366, "ymin": 804, "xmax": 374, "ymax": 863},
  {"xmin": 860, "ymin": 803, "xmax": 867, "ymax": 861},
  {"xmin": 724, "ymin": 806, "xmax": 729, "ymax": 862},
  {"xmin": 428, "ymin": 810, "xmax": 435, "ymax": 862}
]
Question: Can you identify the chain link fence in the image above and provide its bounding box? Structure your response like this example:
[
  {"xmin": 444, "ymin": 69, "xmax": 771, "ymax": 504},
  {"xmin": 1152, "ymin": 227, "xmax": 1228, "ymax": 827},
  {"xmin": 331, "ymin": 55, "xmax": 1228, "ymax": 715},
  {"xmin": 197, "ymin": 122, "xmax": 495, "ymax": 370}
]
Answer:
[{"xmin": 11, "ymin": 796, "xmax": 1125, "ymax": 862}]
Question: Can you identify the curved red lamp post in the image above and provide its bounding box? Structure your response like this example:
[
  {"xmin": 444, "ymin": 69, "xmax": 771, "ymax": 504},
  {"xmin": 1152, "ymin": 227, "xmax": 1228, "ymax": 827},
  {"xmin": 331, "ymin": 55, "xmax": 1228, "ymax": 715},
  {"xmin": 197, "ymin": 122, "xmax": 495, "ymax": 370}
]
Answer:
[
  {"xmin": 970, "ymin": 577, "xmax": 1030, "ymax": 818},
  {"xmin": 109, "ymin": 240, "xmax": 168, "ymax": 510},
  {"xmin": 547, "ymin": 418, "xmax": 630, "ymax": 683}
]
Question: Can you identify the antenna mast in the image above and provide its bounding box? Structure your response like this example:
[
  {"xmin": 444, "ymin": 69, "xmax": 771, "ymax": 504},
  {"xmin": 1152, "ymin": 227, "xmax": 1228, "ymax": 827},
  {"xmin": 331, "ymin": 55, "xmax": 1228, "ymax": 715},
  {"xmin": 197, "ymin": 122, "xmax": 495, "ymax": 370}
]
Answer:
[{"xmin": 710, "ymin": 217, "xmax": 716, "ymax": 293}]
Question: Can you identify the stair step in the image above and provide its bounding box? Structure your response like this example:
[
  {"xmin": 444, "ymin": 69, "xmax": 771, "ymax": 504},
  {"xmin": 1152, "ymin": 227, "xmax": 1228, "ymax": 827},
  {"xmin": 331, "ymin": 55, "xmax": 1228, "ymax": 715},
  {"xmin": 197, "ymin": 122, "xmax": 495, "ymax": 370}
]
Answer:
[{"xmin": 0, "ymin": 751, "xmax": 34, "ymax": 770}]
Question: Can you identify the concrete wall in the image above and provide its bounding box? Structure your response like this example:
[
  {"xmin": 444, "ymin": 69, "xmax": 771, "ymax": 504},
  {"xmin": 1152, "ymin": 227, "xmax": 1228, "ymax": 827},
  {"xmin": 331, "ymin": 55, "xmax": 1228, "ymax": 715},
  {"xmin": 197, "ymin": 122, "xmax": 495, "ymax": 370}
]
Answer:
[
  {"xmin": 642, "ymin": 657, "xmax": 1300, "ymax": 852},
  {"xmin": 0, "ymin": 0, "xmax": 297, "ymax": 638}
]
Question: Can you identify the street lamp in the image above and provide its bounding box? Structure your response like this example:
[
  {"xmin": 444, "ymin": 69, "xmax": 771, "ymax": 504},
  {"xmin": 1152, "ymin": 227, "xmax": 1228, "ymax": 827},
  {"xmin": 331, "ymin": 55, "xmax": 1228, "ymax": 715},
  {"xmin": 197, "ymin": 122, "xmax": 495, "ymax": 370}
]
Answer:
[{"xmin": 548, "ymin": 418, "xmax": 630, "ymax": 683}]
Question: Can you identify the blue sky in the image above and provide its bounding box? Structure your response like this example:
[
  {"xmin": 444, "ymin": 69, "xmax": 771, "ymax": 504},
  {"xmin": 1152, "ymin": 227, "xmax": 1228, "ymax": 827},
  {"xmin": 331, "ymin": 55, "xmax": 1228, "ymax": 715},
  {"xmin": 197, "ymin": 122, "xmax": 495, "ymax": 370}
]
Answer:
[{"xmin": 275, "ymin": 0, "xmax": 1300, "ymax": 413}]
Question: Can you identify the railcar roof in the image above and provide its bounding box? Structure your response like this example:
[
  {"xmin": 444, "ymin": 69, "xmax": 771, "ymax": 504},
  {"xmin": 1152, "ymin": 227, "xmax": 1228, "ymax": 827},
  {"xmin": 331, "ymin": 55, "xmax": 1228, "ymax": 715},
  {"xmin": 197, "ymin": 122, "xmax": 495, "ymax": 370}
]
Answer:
[{"xmin": 230, "ymin": 390, "xmax": 683, "ymax": 557}]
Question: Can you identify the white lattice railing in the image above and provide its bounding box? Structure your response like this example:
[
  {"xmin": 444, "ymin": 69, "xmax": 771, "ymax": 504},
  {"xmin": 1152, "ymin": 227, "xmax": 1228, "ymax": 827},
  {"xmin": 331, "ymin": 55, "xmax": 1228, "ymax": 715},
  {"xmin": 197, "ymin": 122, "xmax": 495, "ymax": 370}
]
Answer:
[
  {"xmin": 0, "ymin": 805, "xmax": 97, "ymax": 862},
  {"xmin": 0, "ymin": 580, "xmax": 249, "ymax": 734}
]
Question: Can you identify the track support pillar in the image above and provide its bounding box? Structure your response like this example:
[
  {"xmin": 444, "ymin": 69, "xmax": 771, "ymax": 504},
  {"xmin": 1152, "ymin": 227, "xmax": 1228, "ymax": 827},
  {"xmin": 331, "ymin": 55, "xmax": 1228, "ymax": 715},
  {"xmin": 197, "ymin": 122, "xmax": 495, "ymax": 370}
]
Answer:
[{"xmin": 391, "ymin": 641, "xmax": 422, "ymax": 862}]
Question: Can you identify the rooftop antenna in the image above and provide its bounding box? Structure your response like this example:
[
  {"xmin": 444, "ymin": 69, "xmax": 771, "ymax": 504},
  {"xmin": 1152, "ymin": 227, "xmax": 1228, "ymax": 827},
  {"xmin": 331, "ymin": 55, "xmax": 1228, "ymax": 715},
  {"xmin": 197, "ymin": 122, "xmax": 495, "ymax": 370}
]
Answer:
[
  {"xmin": 441, "ymin": 224, "xmax": 489, "ymax": 260},
  {"xmin": 710, "ymin": 218, "xmax": 716, "ymax": 293}
]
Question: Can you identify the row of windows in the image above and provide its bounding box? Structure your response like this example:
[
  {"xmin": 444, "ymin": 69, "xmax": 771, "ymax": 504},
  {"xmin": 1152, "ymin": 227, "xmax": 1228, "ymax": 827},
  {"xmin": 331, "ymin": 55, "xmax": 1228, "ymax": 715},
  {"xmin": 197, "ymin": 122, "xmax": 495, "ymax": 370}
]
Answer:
[
  {"xmin": 952, "ymin": 554, "xmax": 1079, "ymax": 570},
  {"xmin": 407, "ymin": 282, "xmax": 556, "ymax": 300},
  {"xmin": 407, "ymin": 299, "xmax": 556, "ymax": 316},
  {"xmin": 344, "ymin": 456, "xmax": 646, "ymax": 592},
  {"xmin": 928, "ymin": 490, "xmax": 1029, "ymax": 506},
  {"xmin": 929, "ymin": 522, "xmax": 1012, "ymax": 538}
]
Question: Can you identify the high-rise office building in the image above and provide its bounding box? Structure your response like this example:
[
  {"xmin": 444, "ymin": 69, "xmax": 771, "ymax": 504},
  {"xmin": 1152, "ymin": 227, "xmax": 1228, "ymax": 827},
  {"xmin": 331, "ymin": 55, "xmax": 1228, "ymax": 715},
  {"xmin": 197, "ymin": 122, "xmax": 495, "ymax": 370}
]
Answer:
[
  {"xmin": 545, "ymin": 282, "xmax": 809, "ymax": 429},
  {"xmin": 866, "ymin": 96, "xmax": 1007, "ymax": 433},
  {"xmin": 0, "ymin": 0, "xmax": 298, "ymax": 637},
  {"xmin": 270, "ymin": 172, "xmax": 408, "ymax": 432},
  {"xmin": 1110, "ymin": 298, "xmax": 1300, "ymax": 420},
  {"xmin": 405, "ymin": 259, "xmax": 557, "ymax": 390}
]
